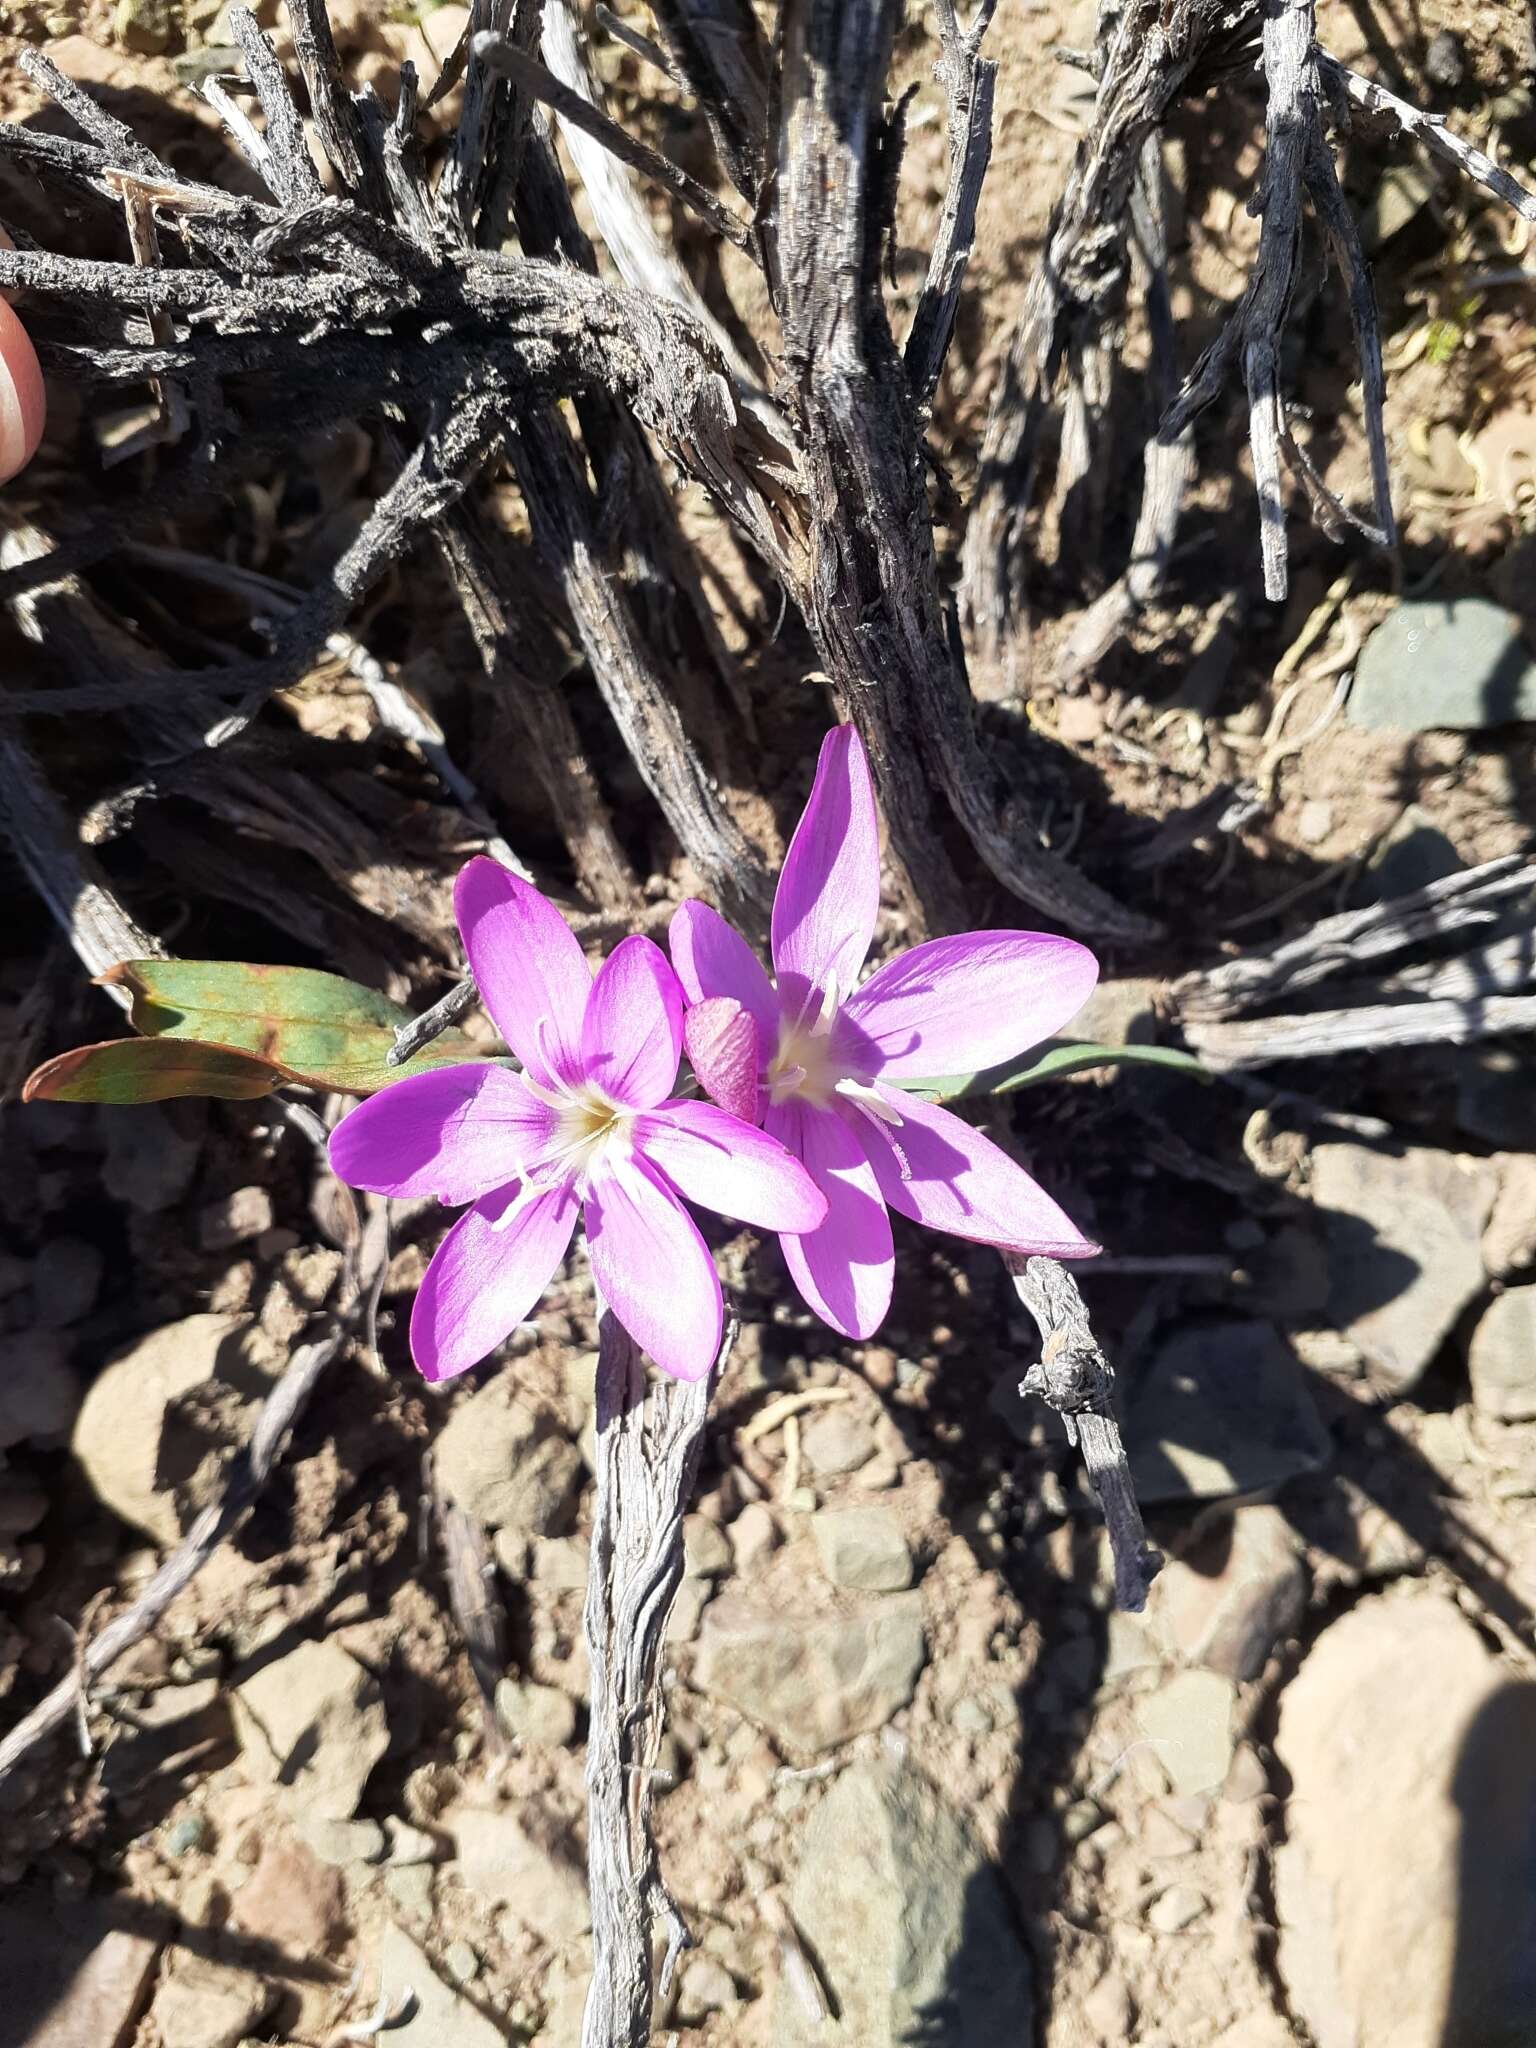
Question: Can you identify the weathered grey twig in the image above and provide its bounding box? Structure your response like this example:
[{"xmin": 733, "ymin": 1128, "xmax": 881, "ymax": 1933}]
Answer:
[
  {"xmin": 0, "ymin": 725, "xmax": 161, "ymax": 990},
  {"xmin": 474, "ymin": 30, "xmax": 751, "ymax": 248},
  {"xmin": 903, "ymin": 0, "xmax": 999, "ymax": 407},
  {"xmin": 596, "ymin": 5, "xmax": 686, "ymax": 88},
  {"xmin": 1007, "ymin": 1254, "xmax": 1161, "ymax": 1612},
  {"xmin": 582, "ymin": 1307, "xmax": 726, "ymax": 2048},
  {"xmin": 433, "ymin": 1470, "xmax": 511, "ymax": 1762},
  {"xmin": 1172, "ymin": 856, "xmax": 1536, "ymax": 1021},
  {"xmin": 532, "ymin": 0, "xmax": 769, "ymax": 405},
  {"xmin": 960, "ymin": 0, "xmax": 1231, "ymax": 679},
  {"xmin": 649, "ymin": 0, "xmax": 772, "ymax": 208},
  {"xmin": 425, "ymin": 491, "xmax": 640, "ymax": 913},
  {"xmin": 389, "ymin": 976, "xmax": 480, "ymax": 1067},
  {"xmin": 1320, "ymin": 54, "xmax": 1536, "ymax": 224},
  {"xmin": 1059, "ymin": 134, "xmax": 1194, "ymax": 678},
  {"xmin": 1185, "ymin": 991, "xmax": 1536, "ymax": 1070},
  {"xmin": 1160, "ymin": 0, "xmax": 1393, "ymax": 601},
  {"xmin": 508, "ymin": 408, "xmax": 774, "ymax": 924},
  {"xmin": 227, "ymin": 5, "xmax": 325, "ymax": 208},
  {"xmin": 0, "ymin": 1207, "xmax": 387, "ymax": 1785}
]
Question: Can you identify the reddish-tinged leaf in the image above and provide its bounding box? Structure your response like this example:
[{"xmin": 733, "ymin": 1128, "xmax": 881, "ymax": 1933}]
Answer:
[
  {"xmin": 100, "ymin": 960, "xmax": 483, "ymax": 1094},
  {"xmin": 22, "ymin": 1037, "xmax": 283, "ymax": 1105}
]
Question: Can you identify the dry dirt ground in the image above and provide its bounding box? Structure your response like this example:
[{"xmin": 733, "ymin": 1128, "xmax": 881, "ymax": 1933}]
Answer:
[{"xmin": 3, "ymin": 3, "xmax": 1536, "ymax": 2047}]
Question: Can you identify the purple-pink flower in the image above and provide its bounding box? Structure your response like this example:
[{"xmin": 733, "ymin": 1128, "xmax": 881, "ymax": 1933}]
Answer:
[
  {"xmin": 670, "ymin": 726, "xmax": 1101, "ymax": 1341},
  {"xmin": 329, "ymin": 860, "xmax": 827, "ymax": 1384}
]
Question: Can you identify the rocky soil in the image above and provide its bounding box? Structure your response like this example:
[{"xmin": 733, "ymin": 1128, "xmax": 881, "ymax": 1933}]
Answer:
[{"xmin": 4, "ymin": 0, "xmax": 1536, "ymax": 2045}]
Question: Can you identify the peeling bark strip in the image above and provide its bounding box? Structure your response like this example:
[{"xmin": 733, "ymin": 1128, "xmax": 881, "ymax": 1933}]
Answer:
[
  {"xmin": 774, "ymin": 0, "xmax": 1158, "ymax": 943},
  {"xmin": 582, "ymin": 1310, "xmax": 724, "ymax": 2048}
]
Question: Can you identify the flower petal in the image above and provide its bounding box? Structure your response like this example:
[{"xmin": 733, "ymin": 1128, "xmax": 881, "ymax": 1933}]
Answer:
[
  {"xmin": 581, "ymin": 935, "xmax": 684, "ymax": 1108},
  {"xmin": 845, "ymin": 931, "xmax": 1099, "ymax": 1078},
  {"xmin": 764, "ymin": 1100, "xmax": 893, "ymax": 1340},
  {"xmin": 865, "ymin": 1090, "xmax": 1098, "ymax": 1256},
  {"xmin": 771, "ymin": 725, "xmax": 880, "ymax": 1008},
  {"xmin": 637, "ymin": 1099, "xmax": 828, "ymax": 1233},
  {"xmin": 410, "ymin": 1180, "xmax": 579, "ymax": 1383},
  {"xmin": 682, "ymin": 997, "xmax": 762, "ymax": 1124},
  {"xmin": 668, "ymin": 900, "xmax": 778, "ymax": 1040},
  {"xmin": 329, "ymin": 1063, "xmax": 557, "ymax": 1203},
  {"xmin": 454, "ymin": 858, "xmax": 592, "ymax": 1087},
  {"xmin": 0, "ymin": 294, "xmax": 46, "ymax": 486},
  {"xmin": 585, "ymin": 1162, "xmax": 722, "ymax": 1381}
]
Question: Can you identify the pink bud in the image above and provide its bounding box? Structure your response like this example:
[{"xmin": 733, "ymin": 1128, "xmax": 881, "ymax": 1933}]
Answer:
[
  {"xmin": 0, "ymin": 227, "xmax": 45, "ymax": 484},
  {"xmin": 683, "ymin": 996, "xmax": 761, "ymax": 1125}
]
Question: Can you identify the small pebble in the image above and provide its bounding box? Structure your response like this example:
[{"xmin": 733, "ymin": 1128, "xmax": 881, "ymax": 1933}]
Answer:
[
  {"xmin": 165, "ymin": 1813, "xmax": 211, "ymax": 1857},
  {"xmin": 199, "ymin": 1186, "xmax": 275, "ymax": 1251},
  {"xmin": 1063, "ymin": 1798, "xmax": 1105, "ymax": 1844},
  {"xmin": 444, "ymin": 1940, "xmax": 480, "ymax": 1984},
  {"xmin": 1147, "ymin": 1882, "xmax": 1209, "ymax": 1934}
]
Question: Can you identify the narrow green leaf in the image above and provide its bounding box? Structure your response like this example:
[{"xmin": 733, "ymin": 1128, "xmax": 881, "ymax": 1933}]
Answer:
[
  {"xmin": 101, "ymin": 960, "xmax": 483, "ymax": 1094},
  {"xmin": 896, "ymin": 1038, "xmax": 1210, "ymax": 1102},
  {"xmin": 23, "ymin": 1037, "xmax": 283, "ymax": 1105}
]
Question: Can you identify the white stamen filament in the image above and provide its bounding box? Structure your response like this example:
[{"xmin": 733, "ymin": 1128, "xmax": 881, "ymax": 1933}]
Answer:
[{"xmin": 834, "ymin": 1077, "xmax": 903, "ymax": 1126}]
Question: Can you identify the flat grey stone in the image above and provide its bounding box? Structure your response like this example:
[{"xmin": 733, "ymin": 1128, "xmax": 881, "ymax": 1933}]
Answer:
[
  {"xmin": 695, "ymin": 1594, "xmax": 925, "ymax": 1756},
  {"xmin": 1311, "ymin": 1143, "xmax": 1498, "ymax": 1391},
  {"xmin": 1136, "ymin": 1671, "xmax": 1236, "ymax": 1797},
  {"xmin": 1349, "ymin": 598, "xmax": 1536, "ymax": 731},
  {"xmin": 231, "ymin": 1639, "xmax": 388, "ymax": 1823},
  {"xmin": 811, "ymin": 1507, "xmax": 914, "ymax": 1592},
  {"xmin": 1148, "ymin": 1505, "xmax": 1306, "ymax": 1680},
  {"xmin": 777, "ymin": 1763, "xmax": 1033, "ymax": 2047},
  {"xmin": 376, "ymin": 1925, "xmax": 505, "ymax": 2048},
  {"xmin": 435, "ymin": 1377, "xmax": 582, "ymax": 1535},
  {"xmin": 1127, "ymin": 1321, "xmax": 1331, "ymax": 1503}
]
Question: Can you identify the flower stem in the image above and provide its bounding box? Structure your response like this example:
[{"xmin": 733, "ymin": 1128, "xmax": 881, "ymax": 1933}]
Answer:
[{"xmin": 580, "ymin": 1297, "xmax": 726, "ymax": 2047}]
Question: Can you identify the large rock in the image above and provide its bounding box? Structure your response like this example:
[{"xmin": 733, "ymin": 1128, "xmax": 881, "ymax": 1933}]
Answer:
[
  {"xmin": 71, "ymin": 1313, "xmax": 274, "ymax": 1543},
  {"xmin": 1274, "ymin": 1591, "xmax": 1536, "ymax": 2048},
  {"xmin": 695, "ymin": 1595, "xmax": 925, "ymax": 1756},
  {"xmin": 1128, "ymin": 1321, "xmax": 1331, "ymax": 1503},
  {"xmin": 1349, "ymin": 597, "xmax": 1536, "ymax": 731},
  {"xmin": 434, "ymin": 1376, "xmax": 582, "ymax": 1535},
  {"xmin": 231, "ymin": 1639, "xmax": 389, "ymax": 1823},
  {"xmin": 1148, "ymin": 1505, "xmax": 1307, "ymax": 1680},
  {"xmin": 1310, "ymin": 1144, "xmax": 1498, "ymax": 1390},
  {"xmin": 777, "ymin": 1763, "xmax": 1034, "ymax": 2046},
  {"xmin": 374, "ymin": 1925, "xmax": 506, "ymax": 2048},
  {"xmin": 2, "ymin": 1894, "xmax": 162, "ymax": 2048},
  {"xmin": 1468, "ymin": 1289, "xmax": 1536, "ymax": 1420},
  {"xmin": 148, "ymin": 1952, "xmax": 272, "ymax": 2048}
]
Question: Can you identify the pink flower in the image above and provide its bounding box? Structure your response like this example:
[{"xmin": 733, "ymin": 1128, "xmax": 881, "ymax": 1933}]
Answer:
[
  {"xmin": 329, "ymin": 860, "xmax": 827, "ymax": 1383},
  {"xmin": 669, "ymin": 727, "xmax": 1101, "ymax": 1340}
]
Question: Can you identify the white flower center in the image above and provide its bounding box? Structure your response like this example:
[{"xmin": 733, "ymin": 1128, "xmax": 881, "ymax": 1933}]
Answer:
[
  {"xmin": 766, "ymin": 975, "xmax": 844, "ymax": 1108},
  {"xmin": 494, "ymin": 1072, "xmax": 633, "ymax": 1225}
]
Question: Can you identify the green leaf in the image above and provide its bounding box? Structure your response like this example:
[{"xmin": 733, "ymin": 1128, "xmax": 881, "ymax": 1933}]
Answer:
[
  {"xmin": 895, "ymin": 1038, "xmax": 1210, "ymax": 1102},
  {"xmin": 101, "ymin": 961, "xmax": 483, "ymax": 1094},
  {"xmin": 23, "ymin": 1037, "xmax": 284, "ymax": 1105}
]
